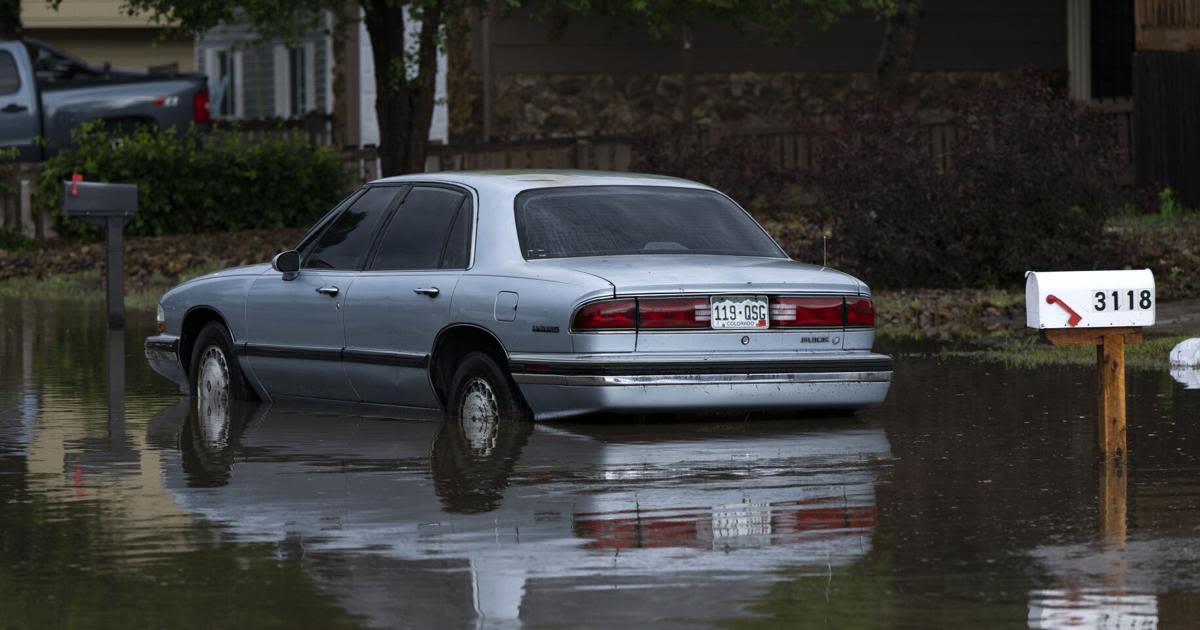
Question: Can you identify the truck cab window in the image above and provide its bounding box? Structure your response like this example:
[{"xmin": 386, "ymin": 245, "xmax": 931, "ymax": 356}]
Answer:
[{"xmin": 0, "ymin": 52, "xmax": 20, "ymax": 95}]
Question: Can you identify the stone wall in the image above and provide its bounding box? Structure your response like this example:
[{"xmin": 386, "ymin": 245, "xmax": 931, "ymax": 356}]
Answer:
[{"xmin": 449, "ymin": 69, "xmax": 1063, "ymax": 143}]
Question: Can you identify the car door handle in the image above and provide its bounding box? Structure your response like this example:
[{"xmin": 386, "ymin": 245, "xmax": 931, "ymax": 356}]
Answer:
[
  {"xmin": 315, "ymin": 286, "xmax": 340, "ymax": 297},
  {"xmin": 1, "ymin": 103, "xmax": 27, "ymax": 113},
  {"xmin": 413, "ymin": 287, "xmax": 440, "ymax": 298}
]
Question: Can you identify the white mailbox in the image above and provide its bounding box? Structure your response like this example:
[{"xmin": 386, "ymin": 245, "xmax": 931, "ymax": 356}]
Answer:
[{"xmin": 1026, "ymin": 269, "xmax": 1155, "ymax": 329}]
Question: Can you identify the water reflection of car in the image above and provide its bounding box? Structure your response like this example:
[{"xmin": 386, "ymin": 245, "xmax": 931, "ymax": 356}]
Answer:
[
  {"xmin": 145, "ymin": 171, "xmax": 893, "ymax": 423},
  {"xmin": 146, "ymin": 401, "xmax": 891, "ymax": 626}
]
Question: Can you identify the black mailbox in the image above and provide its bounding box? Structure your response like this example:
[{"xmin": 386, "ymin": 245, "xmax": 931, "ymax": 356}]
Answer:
[
  {"xmin": 61, "ymin": 178, "xmax": 139, "ymax": 328},
  {"xmin": 61, "ymin": 181, "xmax": 138, "ymax": 221}
]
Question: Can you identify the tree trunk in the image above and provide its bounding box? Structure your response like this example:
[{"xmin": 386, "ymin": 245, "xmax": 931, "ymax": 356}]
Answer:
[
  {"xmin": 361, "ymin": 0, "xmax": 443, "ymax": 176},
  {"xmin": 0, "ymin": 0, "xmax": 21, "ymax": 40},
  {"xmin": 330, "ymin": 1, "xmax": 357, "ymax": 149},
  {"xmin": 874, "ymin": 0, "xmax": 923, "ymax": 92}
]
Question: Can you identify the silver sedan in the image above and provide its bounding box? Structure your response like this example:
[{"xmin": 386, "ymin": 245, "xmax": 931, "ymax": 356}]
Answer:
[{"xmin": 145, "ymin": 171, "xmax": 893, "ymax": 421}]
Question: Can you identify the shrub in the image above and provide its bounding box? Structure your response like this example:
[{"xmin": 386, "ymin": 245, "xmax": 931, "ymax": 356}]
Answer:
[
  {"xmin": 806, "ymin": 76, "xmax": 1126, "ymax": 288},
  {"xmin": 36, "ymin": 123, "xmax": 348, "ymax": 238},
  {"xmin": 633, "ymin": 74, "xmax": 1128, "ymax": 288},
  {"xmin": 630, "ymin": 129, "xmax": 796, "ymax": 215},
  {"xmin": 1157, "ymin": 187, "xmax": 1192, "ymax": 219}
]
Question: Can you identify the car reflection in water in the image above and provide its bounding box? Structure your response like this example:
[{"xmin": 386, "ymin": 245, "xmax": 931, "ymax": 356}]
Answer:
[{"xmin": 147, "ymin": 400, "xmax": 890, "ymax": 627}]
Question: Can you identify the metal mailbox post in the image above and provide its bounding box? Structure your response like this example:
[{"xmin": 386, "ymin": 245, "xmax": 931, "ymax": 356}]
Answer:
[{"xmin": 61, "ymin": 179, "xmax": 138, "ymax": 329}]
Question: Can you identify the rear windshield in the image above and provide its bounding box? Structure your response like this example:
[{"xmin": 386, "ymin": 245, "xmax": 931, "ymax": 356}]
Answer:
[{"xmin": 515, "ymin": 186, "xmax": 786, "ymax": 259}]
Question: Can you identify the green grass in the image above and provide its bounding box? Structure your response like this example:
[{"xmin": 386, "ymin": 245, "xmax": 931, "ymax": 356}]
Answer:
[
  {"xmin": 873, "ymin": 289, "xmax": 1025, "ymax": 341},
  {"xmin": 949, "ymin": 335, "xmax": 1189, "ymax": 370},
  {"xmin": 0, "ymin": 262, "xmax": 224, "ymax": 311}
]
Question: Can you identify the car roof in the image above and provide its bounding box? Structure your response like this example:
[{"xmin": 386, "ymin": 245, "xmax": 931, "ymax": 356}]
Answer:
[{"xmin": 368, "ymin": 170, "xmax": 714, "ymax": 194}]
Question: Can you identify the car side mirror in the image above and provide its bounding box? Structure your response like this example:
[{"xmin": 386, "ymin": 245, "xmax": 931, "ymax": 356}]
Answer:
[{"xmin": 272, "ymin": 250, "xmax": 300, "ymax": 277}]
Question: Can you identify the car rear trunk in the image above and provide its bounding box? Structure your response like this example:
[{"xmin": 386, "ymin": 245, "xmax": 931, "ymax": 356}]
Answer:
[
  {"xmin": 538, "ymin": 256, "xmax": 874, "ymax": 353},
  {"xmin": 533, "ymin": 255, "xmax": 865, "ymax": 296}
]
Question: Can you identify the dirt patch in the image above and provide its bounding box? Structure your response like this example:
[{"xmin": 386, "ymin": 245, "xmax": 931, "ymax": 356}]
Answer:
[{"xmin": 0, "ymin": 228, "xmax": 306, "ymax": 293}]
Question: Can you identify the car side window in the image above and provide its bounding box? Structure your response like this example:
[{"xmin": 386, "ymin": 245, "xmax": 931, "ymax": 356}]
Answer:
[
  {"xmin": 0, "ymin": 52, "xmax": 21, "ymax": 96},
  {"xmin": 369, "ymin": 186, "xmax": 470, "ymax": 271},
  {"xmin": 303, "ymin": 186, "xmax": 400, "ymax": 270}
]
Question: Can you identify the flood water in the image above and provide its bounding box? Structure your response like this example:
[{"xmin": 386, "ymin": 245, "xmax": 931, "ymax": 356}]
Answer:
[{"xmin": 2, "ymin": 297, "xmax": 1198, "ymax": 629}]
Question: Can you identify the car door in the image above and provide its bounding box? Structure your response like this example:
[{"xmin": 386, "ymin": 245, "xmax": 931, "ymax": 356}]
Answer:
[
  {"xmin": 0, "ymin": 45, "xmax": 41, "ymax": 160},
  {"xmin": 342, "ymin": 184, "xmax": 474, "ymax": 408},
  {"xmin": 244, "ymin": 185, "xmax": 405, "ymax": 401}
]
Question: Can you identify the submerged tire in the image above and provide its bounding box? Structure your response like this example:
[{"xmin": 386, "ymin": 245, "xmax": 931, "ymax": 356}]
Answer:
[
  {"xmin": 189, "ymin": 321, "xmax": 254, "ymax": 408},
  {"xmin": 447, "ymin": 351, "xmax": 531, "ymax": 427}
]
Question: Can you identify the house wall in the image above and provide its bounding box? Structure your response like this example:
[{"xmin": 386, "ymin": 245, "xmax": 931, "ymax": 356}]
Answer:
[
  {"xmin": 450, "ymin": 0, "xmax": 1068, "ymax": 142},
  {"xmin": 196, "ymin": 22, "xmax": 330, "ymax": 120},
  {"xmin": 22, "ymin": 28, "xmax": 195, "ymax": 73},
  {"xmin": 22, "ymin": 1, "xmax": 194, "ymax": 73}
]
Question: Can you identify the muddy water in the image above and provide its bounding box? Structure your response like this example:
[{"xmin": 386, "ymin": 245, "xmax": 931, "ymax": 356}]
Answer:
[{"xmin": 2, "ymin": 297, "xmax": 1198, "ymax": 629}]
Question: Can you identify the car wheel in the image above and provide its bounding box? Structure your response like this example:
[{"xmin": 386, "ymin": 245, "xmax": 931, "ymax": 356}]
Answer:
[
  {"xmin": 189, "ymin": 322, "xmax": 253, "ymax": 409},
  {"xmin": 447, "ymin": 351, "xmax": 531, "ymax": 427}
]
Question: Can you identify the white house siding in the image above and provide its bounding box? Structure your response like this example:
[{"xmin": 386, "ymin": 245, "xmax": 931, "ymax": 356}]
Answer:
[
  {"xmin": 194, "ymin": 9, "xmax": 446, "ymax": 146},
  {"xmin": 196, "ymin": 21, "xmax": 330, "ymax": 120}
]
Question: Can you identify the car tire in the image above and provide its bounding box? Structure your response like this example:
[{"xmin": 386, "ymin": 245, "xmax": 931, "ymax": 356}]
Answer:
[
  {"xmin": 447, "ymin": 351, "xmax": 531, "ymax": 424},
  {"xmin": 189, "ymin": 321, "xmax": 254, "ymax": 406}
]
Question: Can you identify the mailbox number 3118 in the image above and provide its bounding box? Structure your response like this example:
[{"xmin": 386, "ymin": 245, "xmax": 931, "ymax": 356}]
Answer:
[{"xmin": 1093, "ymin": 290, "xmax": 1152, "ymax": 312}]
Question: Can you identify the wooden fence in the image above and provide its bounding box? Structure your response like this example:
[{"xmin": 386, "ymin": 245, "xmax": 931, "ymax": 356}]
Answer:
[
  {"xmin": 425, "ymin": 136, "xmax": 633, "ymax": 172},
  {"xmin": 0, "ymin": 105, "xmax": 1136, "ymax": 240},
  {"xmin": 1133, "ymin": 50, "xmax": 1200, "ymax": 208},
  {"xmin": 0, "ymin": 163, "xmax": 53, "ymax": 240},
  {"xmin": 425, "ymin": 105, "xmax": 1133, "ymax": 180},
  {"xmin": 1137, "ymin": 0, "xmax": 1200, "ymax": 51},
  {"xmin": 213, "ymin": 112, "xmax": 334, "ymax": 147}
]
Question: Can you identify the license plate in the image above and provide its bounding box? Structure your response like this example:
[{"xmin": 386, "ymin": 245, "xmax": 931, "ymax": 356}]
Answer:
[{"xmin": 709, "ymin": 295, "xmax": 769, "ymax": 329}]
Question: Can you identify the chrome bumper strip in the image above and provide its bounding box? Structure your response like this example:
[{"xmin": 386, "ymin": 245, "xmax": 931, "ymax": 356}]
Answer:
[{"xmin": 512, "ymin": 370, "xmax": 893, "ymax": 387}]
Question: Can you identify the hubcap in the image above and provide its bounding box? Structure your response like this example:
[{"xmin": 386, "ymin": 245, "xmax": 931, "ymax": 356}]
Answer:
[
  {"xmin": 459, "ymin": 377, "xmax": 499, "ymax": 454},
  {"xmin": 195, "ymin": 345, "xmax": 232, "ymax": 446}
]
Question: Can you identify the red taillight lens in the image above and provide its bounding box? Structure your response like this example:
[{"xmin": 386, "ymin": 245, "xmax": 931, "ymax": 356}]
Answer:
[
  {"xmin": 770, "ymin": 297, "xmax": 844, "ymax": 328},
  {"xmin": 845, "ymin": 298, "xmax": 875, "ymax": 327},
  {"xmin": 572, "ymin": 299, "xmax": 636, "ymax": 330},
  {"xmin": 193, "ymin": 88, "xmax": 211, "ymax": 124},
  {"xmin": 637, "ymin": 297, "xmax": 709, "ymax": 328}
]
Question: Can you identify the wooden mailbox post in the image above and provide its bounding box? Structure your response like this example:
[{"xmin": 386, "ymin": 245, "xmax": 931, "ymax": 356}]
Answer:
[{"xmin": 1026, "ymin": 270, "xmax": 1156, "ymax": 461}]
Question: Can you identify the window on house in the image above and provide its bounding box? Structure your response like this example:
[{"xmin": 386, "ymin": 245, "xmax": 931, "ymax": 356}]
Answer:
[
  {"xmin": 275, "ymin": 43, "xmax": 316, "ymax": 119},
  {"xmin": 1091, "ymin": 0, "xmax": 1134, "ymax": 100},
  {"xmin": 289, "ymin": 46, "xmax": 309, "ymax": 115},
  {"xmin": 204, "ymin": 48, "xmax": 243, "ymax": 118},
  {"xmin": 215, "ymin": 50, "xmax": 237, "ymax": 117}
]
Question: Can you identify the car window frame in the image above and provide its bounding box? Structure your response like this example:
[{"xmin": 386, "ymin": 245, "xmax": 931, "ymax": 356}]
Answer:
[
  {"xmin": 297, "ymin": 184, "xmax": 409, "ymax": 271},
  {"xmin": 293, "ymin": 188, "xmax": 365, "ymax": 255},
  {"xmin": 362, "ymin": 182, "xmax": 477, "ymax": 273}
]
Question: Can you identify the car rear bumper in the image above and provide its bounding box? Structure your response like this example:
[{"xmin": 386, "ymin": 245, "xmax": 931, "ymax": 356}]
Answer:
[
  {"xmin": 509, "ymin": 352, "xmax": 893, "ymax": 420},
  {"xmin": 145, "ymin": 334, "xmax": 188, "ymax": 393}
]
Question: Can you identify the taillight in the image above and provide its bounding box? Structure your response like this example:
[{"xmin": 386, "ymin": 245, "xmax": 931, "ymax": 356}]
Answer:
[
  {"xmin": 770, "ymin": 297, "xmax": 844, "ymax": 328},
  {"xmin": 193, "ymin": 88, "xmax": 211, "ymax": 124},
  {"xmin": 845, "ymin": 298, "xmax": 875, "ymax": 327},
  {"xmin": 573, "ymin": 295, "xmax": 872, "ymax": 331},
  {"xmin": 572, "ymin": 299, "xmax": 636, "ymax": 330},
  {"xmin": 637, "ymin": 297, "xmax": 709, "ymax": 328}
]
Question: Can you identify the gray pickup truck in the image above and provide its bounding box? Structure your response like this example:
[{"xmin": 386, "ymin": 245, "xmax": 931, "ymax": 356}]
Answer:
[{"xmin": 0, "ymin": 39, "xmax": 209, "ymax": 160}]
